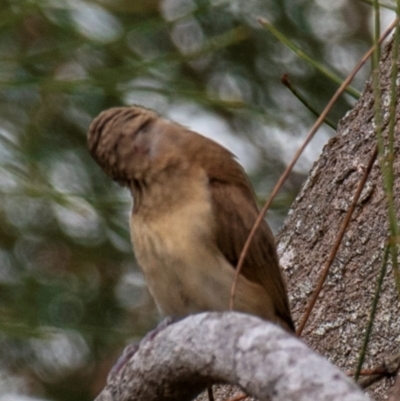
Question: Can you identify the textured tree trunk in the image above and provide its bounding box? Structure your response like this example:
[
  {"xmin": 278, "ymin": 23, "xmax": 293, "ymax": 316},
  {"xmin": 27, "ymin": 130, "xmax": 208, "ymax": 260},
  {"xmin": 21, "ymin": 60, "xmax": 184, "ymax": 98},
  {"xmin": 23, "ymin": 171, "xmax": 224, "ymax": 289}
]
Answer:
[{"xmin": 278, "ymin": 40, "xmax": 400, "ymax": 401}]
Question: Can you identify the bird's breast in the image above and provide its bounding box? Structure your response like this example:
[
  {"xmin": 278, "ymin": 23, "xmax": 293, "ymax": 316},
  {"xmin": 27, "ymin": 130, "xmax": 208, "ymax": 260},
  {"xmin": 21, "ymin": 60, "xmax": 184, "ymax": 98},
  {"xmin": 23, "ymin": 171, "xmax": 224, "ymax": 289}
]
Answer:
[{"xmin": 130, "ymin": 171, "xmax": 218, "ymax": 316}]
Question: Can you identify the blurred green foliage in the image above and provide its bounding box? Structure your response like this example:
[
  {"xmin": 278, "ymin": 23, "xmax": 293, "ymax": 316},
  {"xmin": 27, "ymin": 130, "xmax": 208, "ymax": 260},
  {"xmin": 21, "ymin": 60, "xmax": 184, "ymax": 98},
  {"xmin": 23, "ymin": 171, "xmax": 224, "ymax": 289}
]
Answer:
[{"xmin": 0, "ymin": 0, "xmax": 382, "ymax": 399}]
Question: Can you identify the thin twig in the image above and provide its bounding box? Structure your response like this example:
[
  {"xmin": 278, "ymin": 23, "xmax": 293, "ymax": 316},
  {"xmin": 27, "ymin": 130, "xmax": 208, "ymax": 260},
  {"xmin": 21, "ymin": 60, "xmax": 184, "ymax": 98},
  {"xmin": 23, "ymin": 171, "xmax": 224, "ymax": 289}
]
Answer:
[
  {"xmin": 347, "ymin": 351, "xmax": 400, "ymax": 389},
  {"xmin": 347, "ymin": 367, "xmax": 388, "ymax": 376},
  {"xmin": 354, "ymin": 242, "xmax": 390, "ymax": 381},
  {"xmin": 296, "ymin": 145, "xmax": 378, "ymax": 336},
  {"xmin": 371, "ymin": 26, "xmax": 400, "ymax": 294},
  {"xmin": 259, "ymin": 19, "xmax": 360, "ymax": 98},
  {"xmin": 372, "ymin": 0, "xmax": 381, "ymax": 61},
  {"xmin": 385, "ymin": 0, "xmax": 400, "ymax": 292},
  {"xmin": 281, "ymin": 73, "xmax": 337, "ymax": 130},
  {"xmin": 229, "ymin": 17, "xmax": 398, "ymax": 312},
  {"xmin": 358, "ymin": 0, "xmax": 396, "ymax": 11}
]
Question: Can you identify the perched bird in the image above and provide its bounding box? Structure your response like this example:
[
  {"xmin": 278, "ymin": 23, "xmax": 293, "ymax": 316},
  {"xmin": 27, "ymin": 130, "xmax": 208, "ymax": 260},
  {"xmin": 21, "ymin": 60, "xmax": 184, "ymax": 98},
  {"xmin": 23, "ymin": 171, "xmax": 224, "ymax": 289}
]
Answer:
[{"xmin": 88, "ymin": 106, "xmax": 294, "ymax": 333}]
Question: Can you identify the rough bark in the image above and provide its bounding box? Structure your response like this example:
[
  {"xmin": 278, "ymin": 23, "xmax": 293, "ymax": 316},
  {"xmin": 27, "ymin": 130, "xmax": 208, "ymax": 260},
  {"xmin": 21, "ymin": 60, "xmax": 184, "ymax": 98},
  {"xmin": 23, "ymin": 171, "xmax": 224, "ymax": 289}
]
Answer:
[
  {"xmin": 278, "ymin": 40, "xmax": 400, "ymax": 401},
  {"xmin": 95, "ymin": 312, "xmax": 369, "ymax": 401}
]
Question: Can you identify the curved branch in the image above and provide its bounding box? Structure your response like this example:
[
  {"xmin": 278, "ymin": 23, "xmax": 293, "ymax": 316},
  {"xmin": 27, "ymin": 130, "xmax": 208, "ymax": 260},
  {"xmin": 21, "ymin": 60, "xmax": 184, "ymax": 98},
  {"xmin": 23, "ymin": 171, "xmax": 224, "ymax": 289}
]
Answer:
[{"xmin": 95, "ymin": 312, "xmax": 369, "ymax": 401}]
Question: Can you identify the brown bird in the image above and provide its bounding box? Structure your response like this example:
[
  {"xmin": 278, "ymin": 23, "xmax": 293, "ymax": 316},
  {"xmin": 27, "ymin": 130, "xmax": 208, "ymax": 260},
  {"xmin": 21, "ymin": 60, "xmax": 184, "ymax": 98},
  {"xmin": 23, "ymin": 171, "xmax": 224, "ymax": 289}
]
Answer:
[{"xmin": 87, "ymin": 106, "xmax": 294, "ymax": 333}]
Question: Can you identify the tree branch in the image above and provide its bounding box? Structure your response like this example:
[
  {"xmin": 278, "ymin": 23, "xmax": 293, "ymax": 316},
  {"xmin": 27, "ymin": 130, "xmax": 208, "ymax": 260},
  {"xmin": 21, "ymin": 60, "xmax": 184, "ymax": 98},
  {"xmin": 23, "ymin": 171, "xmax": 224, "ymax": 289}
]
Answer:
[{"xmin": 95, "ymin": 312, "xmax": 369, "ymax": 401}]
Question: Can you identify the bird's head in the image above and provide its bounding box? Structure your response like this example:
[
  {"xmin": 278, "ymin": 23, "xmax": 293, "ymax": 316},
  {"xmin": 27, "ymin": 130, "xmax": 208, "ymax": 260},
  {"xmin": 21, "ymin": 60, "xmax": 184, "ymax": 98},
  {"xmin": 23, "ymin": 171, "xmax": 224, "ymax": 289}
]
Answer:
[{"xmin": 87, "ymin": 106, "xmax": 176, "ymax": 185}]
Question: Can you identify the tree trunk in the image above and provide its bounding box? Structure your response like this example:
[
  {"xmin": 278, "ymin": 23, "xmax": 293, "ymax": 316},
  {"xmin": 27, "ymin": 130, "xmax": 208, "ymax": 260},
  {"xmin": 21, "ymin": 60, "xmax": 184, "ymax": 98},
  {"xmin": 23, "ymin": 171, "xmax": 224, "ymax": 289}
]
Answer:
[{"xmin": 279, "ymin": 40, "xmax": 400, "ymax": 401}]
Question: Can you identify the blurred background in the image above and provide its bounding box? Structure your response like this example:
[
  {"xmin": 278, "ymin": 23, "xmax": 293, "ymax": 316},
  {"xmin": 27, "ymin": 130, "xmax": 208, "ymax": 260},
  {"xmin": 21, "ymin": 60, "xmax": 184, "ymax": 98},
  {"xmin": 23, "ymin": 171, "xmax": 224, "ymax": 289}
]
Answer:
[{"xmin": 0, "ymin": 0, "xmax": 395, "ymax": 400}]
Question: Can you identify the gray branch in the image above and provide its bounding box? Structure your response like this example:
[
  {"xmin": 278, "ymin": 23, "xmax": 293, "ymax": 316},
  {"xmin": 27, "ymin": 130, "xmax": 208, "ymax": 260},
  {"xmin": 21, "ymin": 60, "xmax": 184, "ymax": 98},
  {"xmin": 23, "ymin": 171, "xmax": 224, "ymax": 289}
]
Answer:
[{"xmin": 95, "ymin": 312, "xmax": 369, "ymax": 401}]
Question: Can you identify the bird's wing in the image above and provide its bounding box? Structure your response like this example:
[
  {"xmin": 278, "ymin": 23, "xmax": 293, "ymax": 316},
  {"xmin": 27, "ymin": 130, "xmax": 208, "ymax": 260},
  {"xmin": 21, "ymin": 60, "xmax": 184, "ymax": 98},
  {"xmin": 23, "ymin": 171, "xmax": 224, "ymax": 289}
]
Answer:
[
  {"xmin": 182, "ymin": 129, "xmax": 294, "ymax": 331},
  {"xmin": 209, "ymin": 180, "xmax": 294, "ymax": 331}
]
